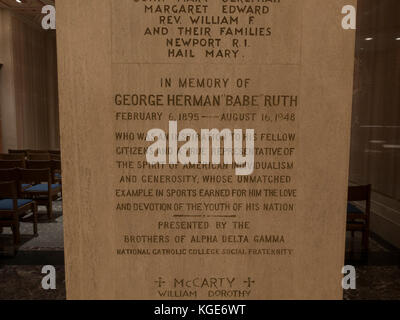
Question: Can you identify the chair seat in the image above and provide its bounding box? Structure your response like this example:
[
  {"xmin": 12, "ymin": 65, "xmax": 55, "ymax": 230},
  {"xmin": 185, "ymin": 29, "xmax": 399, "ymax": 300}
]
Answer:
[
  {"xmin": 22, "ymin": 184, "xmax": 31, "ymax": 189},
  {"xmin": 347, "ymin": 203, "xmax": 364, "ymax": 214},
  {"xmin": 0, "ymin": 199, "xmax": 34, "ymax": 210},
  {"xmin": 55, "ymin": 173, "xmax": 62, "ymax": 179},
  {"xmin": 25, "ymin": 183, "xmax": 61, "ymax": 192}
]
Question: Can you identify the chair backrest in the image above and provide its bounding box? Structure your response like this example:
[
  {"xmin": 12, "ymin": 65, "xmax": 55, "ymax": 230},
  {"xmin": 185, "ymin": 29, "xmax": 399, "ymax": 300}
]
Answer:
[
  {"xmin": 50, "ymin": 154, "xmax": 61, "ymax": 161},
  {"xmin": 0, "ymin": 181, "xmax": 17, "ymax": 199},
  {"xmin": 26, "ymin": 160, "xmax": 52, "ymax": 170},
  {"xmin": 348, "ymin": 185, "xmax": 371, "ymax": 201},
  {"xmin": 8, "ymin": 149, "xmax": 27, "ymax": 156},
  {"xmin": 0, "ymin": 168, "xmax": 19, "ymax": 183},
  {"xmin": 0, "ymin": 160, "xmax": 25, "ymax": 169},
  {"xmin": 19, "ymin": 168, "xmax": 51, "ymax": 185},
  {"xmin": 348, "ymin": 184, "xmax": 371, "ymax": 216},
  {"xmin": 0, "ymin": 169, "xmax": 24, "ymax": 197},
  {"xmin": 27, "ymin": 150, "xmax": 50, "ymax": 154},
  {"xmin": 51, "ymin": 160, "xmax": 61, "ymax": 171},
  {"xmin": 26, "ymin": 160, "xmax": 61, "ymax": 183},
  {"xmin": 0, "ymin": 154, "xmax": 25, "ymax": 161},
  {"xmin": 27, "ymin": 153, "xmax": 51, "ymax": 161}
]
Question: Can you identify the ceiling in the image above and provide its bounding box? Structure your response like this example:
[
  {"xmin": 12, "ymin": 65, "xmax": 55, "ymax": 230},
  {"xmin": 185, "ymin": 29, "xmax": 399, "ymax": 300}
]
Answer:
[{"xmin": 0, "ymin": 0, "xmax": 55, "ymax": 25}]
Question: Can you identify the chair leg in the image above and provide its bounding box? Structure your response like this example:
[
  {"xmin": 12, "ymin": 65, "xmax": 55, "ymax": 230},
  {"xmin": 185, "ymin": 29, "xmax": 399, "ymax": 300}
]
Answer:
[
  {"xmin": 33, "ymin": 204, "xmax": 38, "ymax": 236},
  {"xmin": 11, "ymin": 223, "xmax": 21, "ymax": 245},
  {"xmin": 362, "ymin": 228, "xmax": 369, "ymax": 252},
  {"xmin": 47, "ymin": 200, "xmax": 53, "ymax": 220}
]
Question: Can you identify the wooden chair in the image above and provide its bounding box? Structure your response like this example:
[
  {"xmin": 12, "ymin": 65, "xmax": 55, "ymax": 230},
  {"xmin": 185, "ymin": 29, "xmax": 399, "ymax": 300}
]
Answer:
[
  {"xmin": 0, "ymin": 168, "xmax": 18, "ymax": 178},
  {"xmin": 0, "ymin": 154, "xmax": 25, "ymax": 161},
  {"xmin": 19, "ymin": 168, "xmax": 61, "ymax": 219},
  {"xmin": 51, "ymin": 160, "xmax": 62, "ymax": 185},
  {"xmin": 0, "ymin": 181, "xmax": 38, "ymax": 244},
  {"xmin": 50, "ymin": 154, "xmax": 61, "ymax": 161},
  {"xmin": 8, "ymin": 149, "xmax": 27, "ymax": 156},
  {"xmin": 0, "ymin": 168, "xmax": 19, "ymax": 186},
  {"xmin": 26, "ymin": 160, "xmax": 60, "ymax": 184},
  {"xmin": 26, "ymin": 160, "xmax": 51, "ymax": 170},
  {"xmin": 0, "ymin": 160, "xmax": 25, "ymax": 169},
  {"xmin": 49, "ymin": 150, "xmax": 61, "ymax": 156},
  {"xmin": 27, "ymin": 153, "xmax": 51, "ymax": 161},
  {"xmin": 0, "ymin": 168, "xmax": 32, "ymax": 197},
  {"xmin": 27, "ymin": 150, "xmax": 50, "ymax": 154},
  {"xmin": 347, "ymin": 185, "xmax": 371, "ymax": 252}
]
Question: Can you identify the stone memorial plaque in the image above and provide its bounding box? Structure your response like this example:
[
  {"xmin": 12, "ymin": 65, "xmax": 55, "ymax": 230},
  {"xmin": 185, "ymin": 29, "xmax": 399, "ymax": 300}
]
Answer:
[{"xmin": 56, "ymin": 0, "xmax": 356, "ymax": 299}]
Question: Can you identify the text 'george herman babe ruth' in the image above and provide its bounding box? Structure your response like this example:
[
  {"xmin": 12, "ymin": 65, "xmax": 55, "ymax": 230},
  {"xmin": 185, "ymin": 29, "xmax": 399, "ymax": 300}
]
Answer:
[{"xmin": 146, "ymin": 121, "xmax": 255, "ymax": 176}]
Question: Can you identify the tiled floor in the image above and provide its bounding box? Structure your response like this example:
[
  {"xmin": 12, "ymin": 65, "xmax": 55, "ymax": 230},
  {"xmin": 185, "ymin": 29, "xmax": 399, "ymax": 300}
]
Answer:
[
  {"xmin": 0, "ymin": 201, "xmax": 64, "ymax": 255},
  {"xmin": 0, "ymin": 201, "xmax": 66, "ymax": 299},
  {"xmin": 0, "ymin": 204, "xmax": 399, "ymax": 300},
  {"xmin": 343, "ymin": 265, "xmax": 400, "ymax": 300},
  {"xmin": 0, "ymin": 265, "xmax": 66, "ymax": 300},
  {"xmin": 343, "ymin": 232, "xmax": 400, "ymax": 300}
]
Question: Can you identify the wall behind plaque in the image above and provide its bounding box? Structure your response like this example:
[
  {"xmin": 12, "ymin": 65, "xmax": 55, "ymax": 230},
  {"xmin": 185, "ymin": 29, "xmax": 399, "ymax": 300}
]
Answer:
[
  {"xmin": 0, "ymin": 9, "xmax": 17, "ymax": 151},
  {"xmin": 350, "ymin": 0, "xmax": 400, "ymax": 247},
  {"xmin": 0, "ymin": 8, "xmax": 59, "ymax": 151}
]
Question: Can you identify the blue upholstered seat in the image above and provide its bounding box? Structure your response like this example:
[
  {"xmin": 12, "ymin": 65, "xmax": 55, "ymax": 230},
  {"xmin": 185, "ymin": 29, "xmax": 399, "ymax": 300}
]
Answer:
[
  {"xmin": 22, "ymin": 184, "xmax": 31, "ymax": 189},
  {"xmin": 55, "ymin": 173, "xmax": 62, "ymax": 179},
  {"xmin": 347, "ymin": 203, "xmax": 364, "ymax": 214},
  {"xmin": 25, "ymin": 183, "xmax": 61, "ymax": 192},
  {"xmin": 0, "ymin": 199, "xmax": 33, "ymax": 210}
]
